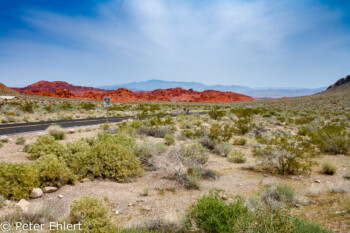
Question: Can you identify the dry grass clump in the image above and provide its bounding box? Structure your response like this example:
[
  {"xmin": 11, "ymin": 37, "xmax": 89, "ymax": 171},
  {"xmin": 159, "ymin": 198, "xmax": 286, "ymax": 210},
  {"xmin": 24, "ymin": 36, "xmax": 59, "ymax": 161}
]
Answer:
[
  {"xmin": 322, "ymin": 161, "xmax": 337, "ymax": 175},
  {"xmin": 46, "ymin": 124, "xmax": 66, "ymax": 140},
  {"xmin": 228, "ymin": 151, "xmax": 247, "ymax": 163}
]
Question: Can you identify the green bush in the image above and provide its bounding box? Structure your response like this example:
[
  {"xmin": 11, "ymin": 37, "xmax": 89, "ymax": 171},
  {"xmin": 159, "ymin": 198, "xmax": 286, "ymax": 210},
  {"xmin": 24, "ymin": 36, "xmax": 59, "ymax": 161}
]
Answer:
[
  {"xmin": 208, "ymin": 107, "xmax": 226, "ymax": 120},
  {"xmin": 261, "ymin": 184, "xmax": 296, "ymax": 206},
  {"xmin": 47, "ymin": 125, "xmax": 66, "ymax": 140},
  {"xmin": 21, "ymin": 102, "xmax": 34, "ymax": 113},
  {"xmin": 180, "ymin": 143, "xmax": 208, "ymax": 167},
  {"xmin": 164, "ymin": 135, "xmax": 175, "ymax": 145},
  {"xmin": 228, "ymin": 151, "xmax": 247, "ymax": 163},
  {"xmin": 312, "ymin": 123, "xmax": 350, "ymax": 155},
  {"xmin": 0, "ymin": 162, "xmax": 40, "ymax": 200},
  {"xmin": 322, "ymin": 161, "xmax": 337, "ymax": 175},
  {"xmin": 34, "ymin": 154, "xmax": 76, "ymax": 187},
  {"xmin": 184, "ymin": 189, "xmax": 251, "ymax": 232},
  {"xmin": 213, "ymin": 142, "xmax": 233, "ymax": 157},
  {"xmin": 64, "ymin": 140, "xmax": 91, "ymax": 176},
  {"xmin": 133, "ymin": 140, "xmax": 167, "ymax": 166},
  {"xmin": 69, "ymin": 196, "xmax": 115, "ymax": 233},
  {"xmin": 233, "ymin": 137, "xmax": 247, "ymax": 146},
  {"xmin": 15, "ymin": 137, "xmax": 26, "ymax": 145},
  {"xmin": 97, "ymin": 133, "xmax": 135, "ymax": 151},
  {"xmin": 27, "ymin": 136, "xmax": 66, "ymax": 160},
  {"xmin": 79, "ymin": 102, "xmax": 96, "ymax": 111},
  {"xmin": 83, "ymin": 141, "xmax": 143, "ymax": 181},
  {"xmin": 234, "ymin": 117, "xmax": 253, "ymax": 135},
  {"xmin": 0, "ymin": 142, "xmax": 3, "ymax": 148},
  {"xmin": 253, "ymin": 135, "xmax": 316, "ymax": 175}
]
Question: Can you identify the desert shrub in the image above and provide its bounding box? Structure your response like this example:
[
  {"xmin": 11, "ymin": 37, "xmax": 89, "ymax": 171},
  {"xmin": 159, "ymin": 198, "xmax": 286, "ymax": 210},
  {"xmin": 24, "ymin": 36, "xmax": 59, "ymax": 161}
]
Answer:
[
  {"xmin": 0, "ymin": 142, "xmax": 3, "ymax": 148},
  {"xmin": 46, "ymin": 125, "xmax": 66, "ymax": 140},
  {"xmin": 209, "ymin": 123, "xmax": 233, "ymax": 142},
  {"xmin": 133, "ymin": 140, "xmax": 167, "ymax": 169},
  {"xmin": 100, "ymin": 123, "xmax": 110, "ymax": 131},
  {"xmin": 228, "ymin": 151, "xmax": 246, "ymax": 163},
  {"xmin": 182, "ymin": 129, "xmax": 194, "ymax": 139},
  {"xmin": 82, "ymin": 141, "xmax": 143, "ymax": 181},
  {"xmin": 64, "ymin": 140, "xmax": 91, "ymax": 175},
  {"xmin": 79, "ymin": 102, "xmax": 96, "ymax": 111},
  {"xmin": 34, "ymin": 154, "xmax": 76, "ymax": 187},
  {"xmin": 295, "ymin": 116, "xmax": 316, "ymax": 125},
  {"xmin": 344, "ymin": 171, "xmax": 350, "ymax": 180},
  {"xmin": 213, "ymin": 142, "xmax": 233, "ymax": 157},
  {"xmin": 199, "ymin": 136, "xmax": 217, "ymax": 151},
  {"xmin": 208, "ymin": 107, "xmax": 226, "ymax": 120},
  {"xmin": 0, "ymin": 195, "xmax": 5, "ymax": 206},
  {"xmin": 59, "ymin": 101, "xmax": 73, "ymax": 110},
  {"xmin": 43, "ymin": 103, "xmax": 56, "ymax": 113},
  {"xmin": 312, "ymin": 123, "xmax": 350, "ymax": 155},
  {"xmin": 97, "ymin": 133, "xmax": 135, "ymax": 151},
  {"xmin": 69, "ymin": 196, "xmax": 115, "ymax": 233},
  {"xmin": 261, "ymin": 184, "xmax": 296, "ymax": 207},
  {"xmin": 164, "ymin": 135, "xmax": 175, "ymax": 145},
  {"xmin": 298, "ymin": 126, "xmax": 312, "ymax": 136},
  {"xmin": 253, "ymin": 134, "xmax": 316, "ymax": 175},
  {"xmin": 21, "ymin": 102, "xmax": 34, "ymax": 113},
  {"xmin": 234, "ymin": 116, "xmax": 253, "ymax": 135},
  {"xmin": 233, "ymin": 137, "xmax": 247, "ymax": 146},
  {"xmin": 27, "ymin": 136, "xmax": 66, "ymax": 160},
  {"xmin": 184, "ymin": 168, "xmax": 202, "ymax": 190},
  {"xmin": 0, "ymin": 162, "xmax": 39, "ymax": 200},
  {"xmin": 137, "ymin": 126, "xmax": 172, "ymax": 138},
  {"xmin": 15, "ymin": 137, "xmax": 26, "ymax": 145},
  {"xmin": 322, "ymin": 161, "xmax": 337, "ymax": 175},
  {"xmin": 292, "ymin": 217, "xmax": 333, "ymax": 233},
  {"xmin": 179, "ymin": 143, "xmax": 208, "ymax": 167},
  {"xmin": 183, "ymin": 189, "xmax": 251, "ymax": 232}
]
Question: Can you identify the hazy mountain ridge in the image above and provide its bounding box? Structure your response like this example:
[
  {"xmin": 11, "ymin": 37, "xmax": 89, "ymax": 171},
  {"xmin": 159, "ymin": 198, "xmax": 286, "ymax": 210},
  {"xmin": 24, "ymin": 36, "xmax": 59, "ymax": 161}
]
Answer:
[{"xmin": 100, "ymin": 79, "xmax": 325, "ymax": 98}]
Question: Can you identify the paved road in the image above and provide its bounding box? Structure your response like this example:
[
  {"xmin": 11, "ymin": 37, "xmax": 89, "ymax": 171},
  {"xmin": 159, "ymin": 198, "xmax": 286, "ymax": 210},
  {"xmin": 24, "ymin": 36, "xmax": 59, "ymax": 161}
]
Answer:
[{"xmin": 0, "ymin": 112, "xmax": 206, "ymax": 135}]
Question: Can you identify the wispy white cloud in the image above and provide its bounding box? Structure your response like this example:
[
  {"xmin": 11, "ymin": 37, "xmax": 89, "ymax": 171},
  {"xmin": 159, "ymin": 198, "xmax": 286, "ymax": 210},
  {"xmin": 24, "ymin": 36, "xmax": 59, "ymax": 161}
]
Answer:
[{"xmin": 1, "ymin": 0, "xmax": 350, "ymax": 87}]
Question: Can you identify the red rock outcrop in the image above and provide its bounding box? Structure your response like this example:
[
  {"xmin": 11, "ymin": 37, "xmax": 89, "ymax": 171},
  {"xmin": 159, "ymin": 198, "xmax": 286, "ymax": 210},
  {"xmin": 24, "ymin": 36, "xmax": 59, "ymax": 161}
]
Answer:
[
  {"xmin": 13, "ymin": 81, "xmax": 253, "ymax": 102},
  {"xmin": 17, "ymin": 80, "xmax": 108, "ymax": 97}
]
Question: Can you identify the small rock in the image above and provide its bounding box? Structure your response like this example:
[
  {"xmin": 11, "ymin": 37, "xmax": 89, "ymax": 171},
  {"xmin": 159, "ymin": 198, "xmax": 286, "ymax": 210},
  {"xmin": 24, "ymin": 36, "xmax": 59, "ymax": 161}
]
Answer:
[
  {"xmin": 68, "ymin": 129, "xmax": 76, "ymax": 134},
  {"xmin": 115, "ymin": 210, "xmax": 119, "ymax": 215},
  {"xmin": 58, "ymin": 194, "xmax": 63, "ymax": 199},
  {"xmin": 80, "ymin": 178, "xmax": 91, "ymax": 183},
  {"xmin": 31, "ymin": 188, "xmax": 43, "ymax": 198},
  {"xmin": 2, "ymin": 200, "xmax": 13, "ymax": 207},
  {"xmin": 43, "ymin": 187, "xmax": 57, "ymax": 193},
  {"xmin": 315, "ymin": 180, "xmax": 321, "ymax": 183},
  {"xmin": 0, "ymin": 135, "xmax": 9, "ymax": 142},
  {"xmin": 143, "ymin": 206, "xmax": 152, "ymax": 211},
  {"xmin": 335, "ymin": 211, "xmax": 342, "ymax": 214},
  {"xmin": 221, "ymin": 195, "xmax": 228, "ymax": 200},
  {"xmin": 238, "ymin": 184, "xmax": 243, "ymax": 186},
  {"xmin": 128, "ymin": 203, "xmax": 132, "ymax": 206},
  {"xmin": 15, "ymin": 199, "xmax": 29, "ymax": 212},
  {"xmin": 264, "ymin": 174, "xmax": 268, "ymax": 177},
  {"xmin": 294, "ymin": 204, "xmax": 303, "ymax": 208}
]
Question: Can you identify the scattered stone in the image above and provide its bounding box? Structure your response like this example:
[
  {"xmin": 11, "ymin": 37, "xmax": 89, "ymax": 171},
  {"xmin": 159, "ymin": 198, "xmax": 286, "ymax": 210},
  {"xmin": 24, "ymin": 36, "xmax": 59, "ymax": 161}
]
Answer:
[
  {"xmin": 80, "ymin": 178, "xmax": 92, "ymax": 183},
  {"xmin": 43, "ymin": 187, "xmax": 57, "ymax": 193},
  {"xmin": 67, "ymin": 129, "xmax": 76, "ymax": 134},
  {"xmin": 58, "ymin": 194, "xmax": 63, "ymax": 199},
  {"xmin": 128, "ymin": 203, "xmax": 132, "ymax": 206},
  {"xmin": 115, "ymin": 210, "xmax": 119, "ymax": 215},
  {"xmin": 221, "ymin": 195, "xmax": 228, "ymax": 200},
  {"xmin": 31, "ymin": 188, "xmax": 43, "ymax": 198},
  {"xmin": 143, "ymin": 206, "xmax": 152, "ymax": 211},
  {"xmin": 239, "ymin": 184, "xmax": 243, "ymax": 186},
  {"xmin": 2, "ymin": 200, "xmax": 13, "ymax": 207},
  {"xmin": 294, "ymin": 204, "xmax": 303, "ymax": 208},
  {"xmin": 264, "ymin": 174, "xmax": 268, "ymax": 177},
  {"xmin": 0, "ymin": 135, "xmax": 9, "ymax": 142},
  {"xmin": 315, "ymin": 180, "xmax": 321, "ymax": 183},
  {"xmin": 15, "ymin": 199, "xmax": 29, "ymax": 212}
]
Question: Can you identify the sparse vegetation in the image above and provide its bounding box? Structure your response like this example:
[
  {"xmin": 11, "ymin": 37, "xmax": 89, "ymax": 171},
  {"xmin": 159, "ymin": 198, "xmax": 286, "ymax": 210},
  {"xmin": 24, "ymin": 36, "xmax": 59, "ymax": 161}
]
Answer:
[
  {"xmin": 47, "ymin": 124, "xmax": 66, "ymax": 140},
  {"xmin": 322, "ymin": 161, "xmax": 337, "ymax": 175}
]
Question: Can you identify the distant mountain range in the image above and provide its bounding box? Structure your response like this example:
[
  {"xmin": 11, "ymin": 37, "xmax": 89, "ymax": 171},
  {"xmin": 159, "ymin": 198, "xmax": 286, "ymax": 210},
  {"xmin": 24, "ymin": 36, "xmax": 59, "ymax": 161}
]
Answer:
[{"xmin": 100, "ymin": 79, "xmax": 326, "ymax": 98}]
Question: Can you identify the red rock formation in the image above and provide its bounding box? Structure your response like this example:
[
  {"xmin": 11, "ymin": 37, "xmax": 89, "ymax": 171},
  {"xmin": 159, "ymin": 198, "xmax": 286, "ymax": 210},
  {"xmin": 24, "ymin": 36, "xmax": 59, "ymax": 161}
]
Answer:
[
  {"xmin": 17, "ymin": 80, "xmax": 108, "ymax": 97},
  {"xmin": 13, "ymin": 81, "xmax": 254, "ymax": 103}
]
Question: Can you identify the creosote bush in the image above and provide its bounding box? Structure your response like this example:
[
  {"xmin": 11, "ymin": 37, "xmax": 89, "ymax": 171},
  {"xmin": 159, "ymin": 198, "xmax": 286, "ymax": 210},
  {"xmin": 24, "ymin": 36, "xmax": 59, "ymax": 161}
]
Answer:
[
  {"xmin": 27, "ymin": 136, "xmax": 66, "ymax": 160},
  {"xmin": 0, "ymin": 162, "xmax": 40, "ymax": 200},
  {"xmin": 83, "ymin": 141, "xmax": 143, "ymax": 181},
  {"xmin": 69, "ymin": 196, "xmax": 115, "ymax": 233},
  {"xmin": 34, "ymin": 154, "xmax": 76, "ymax": 187},
  {"xmin": 164, "ymin": 135, "xmax": 175, "ymax": 145},
  {"xmin": 228, "ymin": 151, "xmax": 247, "ymax": 163},
  {"xmin": 15, "ymin": 137, "xmax": 26, "ymax": 145},
  {"xmin": 260, "ymin": 184, "xmax": 296, "ymax": 208},
  {"xmin": 233, "ymin": 137, "xmax": 247, "ymax": 146},
  {"xmin": 213, "ymin": 142, "xmax": 233, "ymax": 157}
]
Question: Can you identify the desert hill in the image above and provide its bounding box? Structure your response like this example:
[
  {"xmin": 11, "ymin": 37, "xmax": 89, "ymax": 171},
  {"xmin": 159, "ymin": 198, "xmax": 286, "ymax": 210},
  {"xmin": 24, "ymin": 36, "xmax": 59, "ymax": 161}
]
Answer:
[
  {"xmin": 0, "ymin": 83, "xmax": 18, "ymax": 95},
  {"xmin": 325, "ymin": 75, "xmax": 350, "ymax": 92},
  {"xmin": 13, "ymin": 81, "xmax": 253, "ymax": 103},
  {"xmin": 16, "ymin": 80, "xmax": 108, "ymax": 97}
]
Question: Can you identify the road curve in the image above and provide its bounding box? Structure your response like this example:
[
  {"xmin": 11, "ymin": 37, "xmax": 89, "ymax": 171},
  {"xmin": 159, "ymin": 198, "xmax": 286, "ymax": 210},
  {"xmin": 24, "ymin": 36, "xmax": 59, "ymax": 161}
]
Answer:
[{"xmin": 0, "ymin": 112, "xmax": 206, "ymax": 135}]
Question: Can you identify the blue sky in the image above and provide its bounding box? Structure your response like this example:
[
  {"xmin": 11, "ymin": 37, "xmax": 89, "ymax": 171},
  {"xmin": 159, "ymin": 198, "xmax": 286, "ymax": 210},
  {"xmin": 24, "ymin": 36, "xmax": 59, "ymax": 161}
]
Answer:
[{"xmin": 0, "ymin": 0, "xmax": 349, "ymax": 88}]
